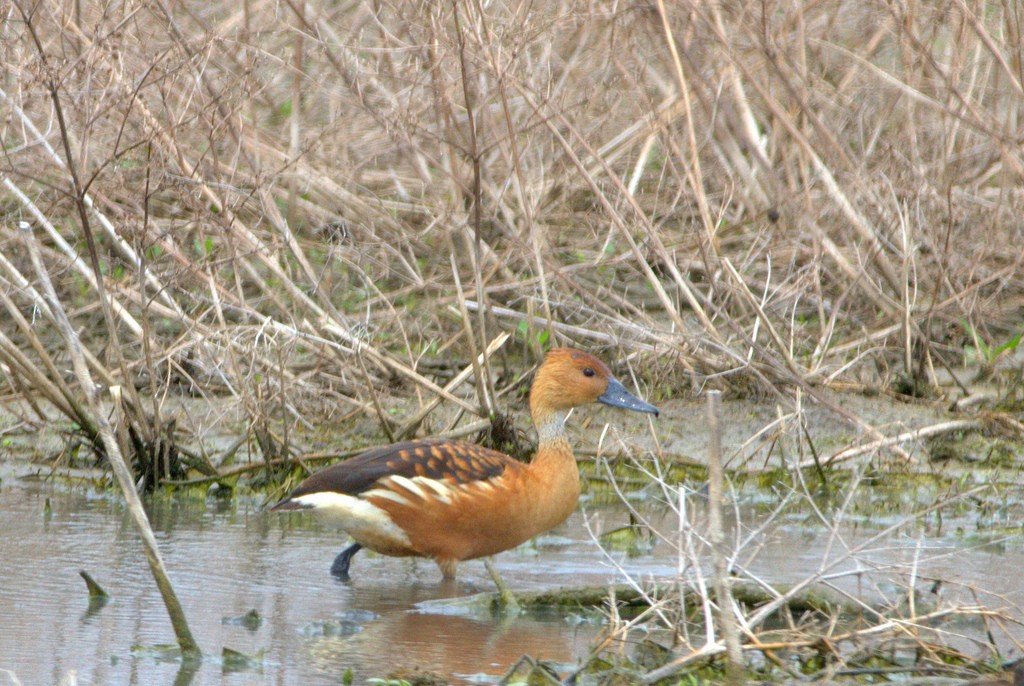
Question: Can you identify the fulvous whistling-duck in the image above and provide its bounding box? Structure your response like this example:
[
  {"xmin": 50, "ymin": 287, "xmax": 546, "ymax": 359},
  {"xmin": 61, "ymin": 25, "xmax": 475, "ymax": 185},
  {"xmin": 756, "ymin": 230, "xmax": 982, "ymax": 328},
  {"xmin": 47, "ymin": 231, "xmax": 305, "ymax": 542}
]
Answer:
[{"xmin": 271, "ymin": 347, "xmax": 659, "ymax": 579}]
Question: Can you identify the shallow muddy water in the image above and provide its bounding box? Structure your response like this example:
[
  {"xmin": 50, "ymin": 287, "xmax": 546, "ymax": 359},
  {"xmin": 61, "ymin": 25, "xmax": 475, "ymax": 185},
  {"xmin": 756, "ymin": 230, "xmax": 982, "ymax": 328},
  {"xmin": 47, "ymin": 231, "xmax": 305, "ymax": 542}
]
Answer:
[
  {"xmin": 3, "ymin": 464, "xmax": 1024, "ymax": 685},
  {"xmin": 0, "ymin": 479, "xmax": 605, "ymax": 685}
]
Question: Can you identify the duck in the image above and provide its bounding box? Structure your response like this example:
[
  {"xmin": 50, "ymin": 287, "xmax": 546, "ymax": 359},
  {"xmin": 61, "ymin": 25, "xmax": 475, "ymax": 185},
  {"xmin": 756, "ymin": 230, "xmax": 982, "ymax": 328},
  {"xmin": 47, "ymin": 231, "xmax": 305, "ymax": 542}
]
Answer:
[{"xmin": 270, "ymin": 347, "xmax": 659, "ymax": 579}]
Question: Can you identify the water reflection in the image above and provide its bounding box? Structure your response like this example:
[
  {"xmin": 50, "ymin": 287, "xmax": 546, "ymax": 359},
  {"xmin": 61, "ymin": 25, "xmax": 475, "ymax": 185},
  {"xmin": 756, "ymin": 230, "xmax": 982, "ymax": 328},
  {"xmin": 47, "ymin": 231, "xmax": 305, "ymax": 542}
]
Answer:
[{"xmin": 299, "ymin": 609, "xmax": 588, "ymax": 682}]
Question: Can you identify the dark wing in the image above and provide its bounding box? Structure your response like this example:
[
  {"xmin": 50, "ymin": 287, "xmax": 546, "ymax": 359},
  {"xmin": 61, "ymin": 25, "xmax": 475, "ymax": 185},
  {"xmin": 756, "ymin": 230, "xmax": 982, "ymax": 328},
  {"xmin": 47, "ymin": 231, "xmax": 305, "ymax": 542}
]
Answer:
[{"xmin": 278, "ymin": 438, "xmax": 512, "ymax": 501}]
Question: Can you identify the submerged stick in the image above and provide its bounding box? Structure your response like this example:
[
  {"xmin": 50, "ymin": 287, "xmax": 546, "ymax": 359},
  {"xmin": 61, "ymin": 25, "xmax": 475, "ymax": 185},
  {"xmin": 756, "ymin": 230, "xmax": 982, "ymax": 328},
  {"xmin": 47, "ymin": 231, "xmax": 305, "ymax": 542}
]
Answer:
[
  {"xmin": 20, "ymin": 222, "xmax": 200, "ymax": 658},
  {"xmin": 79, "ymin": 570, "xmax": 110, "ymax": 599}
]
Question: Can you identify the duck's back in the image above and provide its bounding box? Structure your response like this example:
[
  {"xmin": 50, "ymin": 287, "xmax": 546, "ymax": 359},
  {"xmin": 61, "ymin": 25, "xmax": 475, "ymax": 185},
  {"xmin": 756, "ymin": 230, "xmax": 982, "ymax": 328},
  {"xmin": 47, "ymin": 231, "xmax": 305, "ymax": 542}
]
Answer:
[{"xmin": 285, "ymin": 438, "xmax": 513, "ymax": 498}]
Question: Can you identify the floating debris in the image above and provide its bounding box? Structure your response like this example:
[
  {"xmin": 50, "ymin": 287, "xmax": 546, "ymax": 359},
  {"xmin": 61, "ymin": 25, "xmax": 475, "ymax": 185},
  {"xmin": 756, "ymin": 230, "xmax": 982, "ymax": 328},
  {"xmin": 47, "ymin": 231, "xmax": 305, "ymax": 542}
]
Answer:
[
  {"xmin": 222, "ymin": 647, "xmax": 265, "ymax": 674},
  {"xmin": 221, "ymin": 609, "xmax": 263, "ymax": 631}
]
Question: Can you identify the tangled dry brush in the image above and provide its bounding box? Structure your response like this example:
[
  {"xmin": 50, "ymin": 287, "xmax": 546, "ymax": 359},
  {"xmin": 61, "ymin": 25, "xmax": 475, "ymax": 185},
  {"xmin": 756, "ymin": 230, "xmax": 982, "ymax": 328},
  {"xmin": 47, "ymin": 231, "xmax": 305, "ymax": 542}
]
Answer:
[{"xmin": 1, "ymin": 0, "xmax": 1023, "ymax": 452}]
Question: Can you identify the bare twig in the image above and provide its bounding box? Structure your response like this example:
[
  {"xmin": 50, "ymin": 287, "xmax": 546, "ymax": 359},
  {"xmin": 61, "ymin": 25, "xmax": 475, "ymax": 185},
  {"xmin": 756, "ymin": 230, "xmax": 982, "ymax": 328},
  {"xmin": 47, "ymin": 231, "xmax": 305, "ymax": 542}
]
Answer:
[{"xmin": 19, "ymin": 221, "xmax": 199, "ymax": 657}]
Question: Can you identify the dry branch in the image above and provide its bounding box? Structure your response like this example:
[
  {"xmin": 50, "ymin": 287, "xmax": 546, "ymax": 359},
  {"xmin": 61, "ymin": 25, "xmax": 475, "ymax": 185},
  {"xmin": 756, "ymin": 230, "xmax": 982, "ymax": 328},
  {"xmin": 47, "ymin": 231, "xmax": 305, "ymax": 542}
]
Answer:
[{"xmin": 19, "ymin": 221, "xmax": 199, "ymax": 657}]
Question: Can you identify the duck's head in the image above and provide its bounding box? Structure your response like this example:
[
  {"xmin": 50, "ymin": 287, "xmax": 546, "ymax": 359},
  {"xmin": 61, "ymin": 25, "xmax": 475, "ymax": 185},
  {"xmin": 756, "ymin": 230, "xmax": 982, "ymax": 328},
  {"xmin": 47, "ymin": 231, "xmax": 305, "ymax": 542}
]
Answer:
[{"xmin": 529, "ymin": 348, "xmax": 659, "ymax": 424}]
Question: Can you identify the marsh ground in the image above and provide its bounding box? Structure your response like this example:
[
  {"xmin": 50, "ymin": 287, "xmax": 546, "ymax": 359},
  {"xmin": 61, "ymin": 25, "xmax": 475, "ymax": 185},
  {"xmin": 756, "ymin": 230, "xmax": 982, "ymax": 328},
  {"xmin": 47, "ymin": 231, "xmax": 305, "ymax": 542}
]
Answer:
[{"xmin": 4, "ymin": 0, "xmax": 1024, "ymax": 682}]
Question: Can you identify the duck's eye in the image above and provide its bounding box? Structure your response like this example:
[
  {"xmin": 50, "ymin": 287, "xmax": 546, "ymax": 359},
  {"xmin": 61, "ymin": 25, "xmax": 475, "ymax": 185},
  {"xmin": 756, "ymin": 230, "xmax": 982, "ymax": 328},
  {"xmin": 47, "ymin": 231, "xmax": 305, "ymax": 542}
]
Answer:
[{"xmin": 582, "ymin": 367, "xmax": 595, "ymax": 377}]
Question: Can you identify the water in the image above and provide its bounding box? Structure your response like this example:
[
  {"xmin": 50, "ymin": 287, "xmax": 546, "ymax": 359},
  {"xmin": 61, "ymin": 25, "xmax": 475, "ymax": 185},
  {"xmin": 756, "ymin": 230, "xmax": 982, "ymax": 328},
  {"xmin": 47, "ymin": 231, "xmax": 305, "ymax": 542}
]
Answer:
[
  {"xmin": 2, "ymin": 472, "xmax": 1023, "ymax": 685},
  {"xmin": 0, "ymin": 478, "xmax": 625, "ymax": 686}
]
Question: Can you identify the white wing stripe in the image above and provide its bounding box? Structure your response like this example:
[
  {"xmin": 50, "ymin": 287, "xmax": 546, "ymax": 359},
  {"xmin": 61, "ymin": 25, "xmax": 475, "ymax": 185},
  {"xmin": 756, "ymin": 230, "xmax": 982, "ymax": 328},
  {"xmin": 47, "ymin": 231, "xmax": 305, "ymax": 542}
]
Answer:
[
  {"xmin": 388, "ymin": 475, "xmax": 427, "ymax": 499},
  {"xmin": 364, "ymin": 488, "xmax": 412, "ymax": 507},
  {"xmin": 413, "ymin": 477, "xmax": 454, "ymax": 503}
]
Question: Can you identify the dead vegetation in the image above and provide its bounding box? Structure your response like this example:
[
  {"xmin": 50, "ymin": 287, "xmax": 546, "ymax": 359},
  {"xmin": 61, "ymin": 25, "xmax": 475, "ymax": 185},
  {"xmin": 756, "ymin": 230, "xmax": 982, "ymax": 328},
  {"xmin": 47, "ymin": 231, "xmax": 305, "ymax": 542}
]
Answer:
[
  {"xmin": 573, "ymin": 419, "xmax": 1024, "ymax": 684},
  {"xmin": 3, "ymin": 0, "xmax": 1024, "ymax": 680},
  {"xmin": 3, "ymin": 0, "xmax": 1023, "ymax": 473}
]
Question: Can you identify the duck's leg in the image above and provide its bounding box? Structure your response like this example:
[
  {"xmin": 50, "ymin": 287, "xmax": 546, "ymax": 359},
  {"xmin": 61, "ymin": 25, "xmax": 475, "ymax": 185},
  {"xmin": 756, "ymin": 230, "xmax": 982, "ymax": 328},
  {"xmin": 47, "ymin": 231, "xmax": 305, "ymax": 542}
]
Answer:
[
  {"xmin": 330, "ymin": 542, "xmax": 363, "ymax": 578},
  {"xmin": 436, "ymin": 557, "xmax": 458, "ymax": 580},
  {"xmin": 484, "ymin": 558, "xmax": 520, "ymax": 613}
]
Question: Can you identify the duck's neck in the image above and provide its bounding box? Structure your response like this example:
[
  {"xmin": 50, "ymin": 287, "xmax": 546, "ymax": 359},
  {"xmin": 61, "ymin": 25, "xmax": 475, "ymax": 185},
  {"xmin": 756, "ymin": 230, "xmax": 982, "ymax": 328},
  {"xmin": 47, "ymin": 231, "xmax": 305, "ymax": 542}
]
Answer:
[
  {"xmin": 534, "ymin": 408, "xmax": 569, "ymax": 445},
  {"xmin": 531, "ymin": 408, "xmax": 576, "ymax": 472},
  {"xmin": 528, "ymin": 407, "xmax": 580, "ymax": 532}
]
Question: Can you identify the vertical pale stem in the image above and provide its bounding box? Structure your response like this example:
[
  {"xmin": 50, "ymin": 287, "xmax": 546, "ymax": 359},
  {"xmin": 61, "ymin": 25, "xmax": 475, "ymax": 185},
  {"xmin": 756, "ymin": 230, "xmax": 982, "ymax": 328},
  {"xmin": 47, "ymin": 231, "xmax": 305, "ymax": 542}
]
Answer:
[
  {"xmin": 288, "ymin": 0, "xmax": 305, "ymax": 229},
  {"xmin": 706, "ymin": 390, "xmax": 743, "ymax": 678}
]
